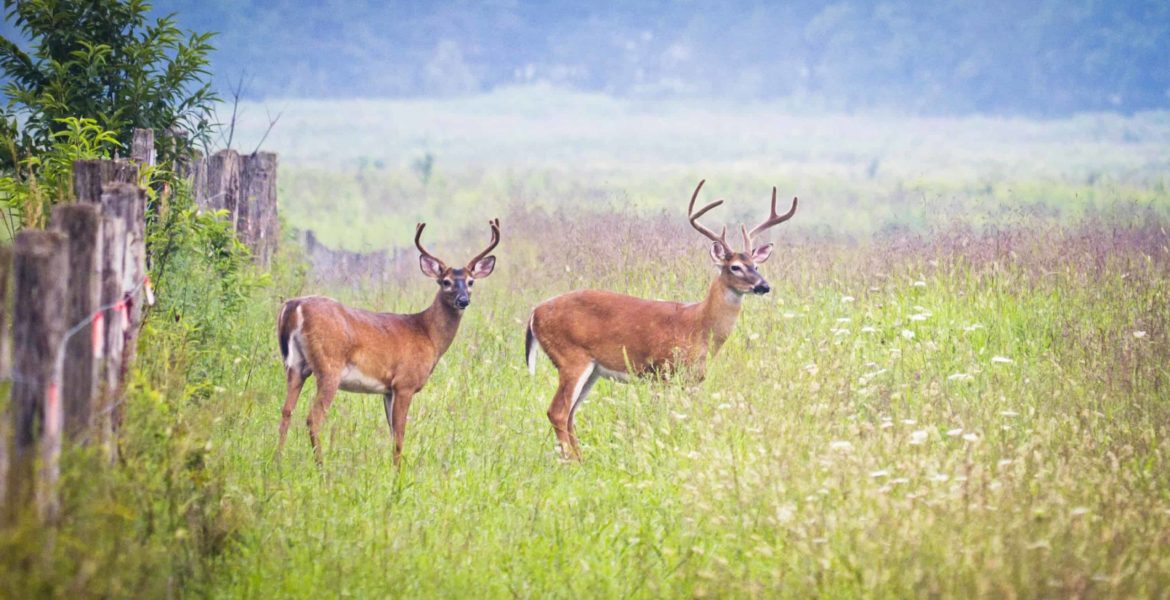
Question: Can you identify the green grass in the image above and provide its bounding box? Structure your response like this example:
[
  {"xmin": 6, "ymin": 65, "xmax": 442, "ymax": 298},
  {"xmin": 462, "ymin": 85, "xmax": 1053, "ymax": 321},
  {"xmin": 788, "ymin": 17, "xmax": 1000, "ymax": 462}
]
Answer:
[
  {"xmin": 6, "ymin": 90, "xmax": 1170, "ymax": 597},
  {"xmin": 182, "ymin": 213, "xmax": 1170, "ymax": 597}
]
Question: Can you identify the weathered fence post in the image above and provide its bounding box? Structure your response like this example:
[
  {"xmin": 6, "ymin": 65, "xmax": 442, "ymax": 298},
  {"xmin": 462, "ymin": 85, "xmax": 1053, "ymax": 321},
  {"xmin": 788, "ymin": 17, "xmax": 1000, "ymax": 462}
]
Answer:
[
  {"xmin": 50, "ymin": 204, "xmax": 103, "ymax": 441},
  {"xmin": 0, "ymin": 243, "xmax": 11, "ymax": 378},
  {"xmin": 130, "ymin": 128, "xmax": 155, "ymax": 168},
  {"xmin": 0, "ymin": 244, "xmax": 10, "ymax": 509},
  {"xmin": 73, "ymin": 160, "xmax": 139, "ymax": 204},
  {"xmin": 7, "ymin": 231, "xmax": 68, "ymax": 522},
  {"xmin": 98, "ymin": 215, "xmax": 125, "ymax": 460},
  {"xmin": 240, "ymin": 152, "xmax": 279, "ymax": 265},
  {"xmin": 202, "ymin": 150, "xmax": 240, "ymax": 221},
  {"xmin": 99, "ymin": 183, "xmax": 147, "ymax": 432}
]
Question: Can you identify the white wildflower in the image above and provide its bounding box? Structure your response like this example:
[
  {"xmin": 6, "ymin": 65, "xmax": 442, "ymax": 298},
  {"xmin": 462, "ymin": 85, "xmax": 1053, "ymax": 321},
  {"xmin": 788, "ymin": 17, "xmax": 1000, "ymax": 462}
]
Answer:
[
  {"xmin": 909, "ymin": 430, "xmax": 929, "ymax": 445},
  {"xmin": 962, "ymin": 433, "xmax": 979, "ymax": 442},
  {"xmin": 1000, "ymin": 410, "xmax": 1019, "ymax": 417},
  {"xmin": 946, "ymin": 428, "xmax": 963, "ymax": 437},
  {"xmin": 963, "ymin": 324, "xmax": 985, "ymax": 332},
  {"xmin": 861, "ymin": 325, "xmax": 877, "ymax": 333},
  {"xmin": 841, "ymin": 295, "xmax": 855, "ymax": 303},
  {"xmin": 909, "ymin": 313, "xmax": 929, "ymax": 321},
  {"xmin": 991, "ymin": 356, "xmax": 1014, "ymax": 364},
  {"xmin": 1133, "ymin": 331, "xmax": 1147, "ymax": 339},
  {"xmin": 947, "ymin": 372, "xmax": 972, "ymax": 381},
  {"xmin": 829, "ymin": 440, "xmax": 853, "ymax": 452},
  {"xmin": 783, "ymin": 312, "xmax": 796, "ymax": 319},
  {"xmin": 912, "ymin": 280, "xmax": 927, "ymax": 287},
  {"xmin": 870, "ymin": 470, "xmax": 889, "ymax": 478},
  {"xmin": 1070, "ymin": 507, "xmax": 1090, "ymax": 517},
  {"xmin": 901, "ymin": 329, "xmax": 916, "ymax": 340}
]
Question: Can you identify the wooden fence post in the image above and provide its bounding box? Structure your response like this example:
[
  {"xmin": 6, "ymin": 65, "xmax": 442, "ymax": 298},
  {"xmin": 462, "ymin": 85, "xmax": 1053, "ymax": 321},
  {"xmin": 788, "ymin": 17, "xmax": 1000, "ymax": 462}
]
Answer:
[
  {"xmin": 0, "ymin": 244, "xmax": 11, "ymax": 378},
  {"xmin": 240, "ymin": 152, "xmax": 279, "ymax": 265},
  {"xmin": 73, "ymin": 160, "xmax": 139, "ymax": 204},
  {"xmin": 49, "ymin": 204, "xmax": 103, "ymax": 441},
  {"xmin": 99, "ymin": 183, "xmax": 147, "ymax": 431},
  {"xmin": 98, "ymin": 215, "xmax": 125, "ymax": 460},
  {"xmin": 0, "ymin": 244, "xmax": 10, "ymax": 509},
  {"xmin": 203, "ymin": 150, "xmax": 240, "ymax": 223},
  {"xmin": 130, "ymin": 128, "xmax": 155, "ymax": 168},
  {"xmin": 6, "ymin": 231, "xmax": 68, "ymax": 522}
]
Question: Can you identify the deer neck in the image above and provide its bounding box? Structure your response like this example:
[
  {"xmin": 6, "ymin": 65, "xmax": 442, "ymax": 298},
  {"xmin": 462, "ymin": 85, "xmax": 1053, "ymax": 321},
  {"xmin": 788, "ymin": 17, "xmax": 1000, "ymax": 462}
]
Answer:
[
  {"xmin": 416, "ymin": 292, "xmax": 464, "ymax": 359},
  {"xmin": 697, "ymin": 276, "xmax": 744, "ymax": 354}
]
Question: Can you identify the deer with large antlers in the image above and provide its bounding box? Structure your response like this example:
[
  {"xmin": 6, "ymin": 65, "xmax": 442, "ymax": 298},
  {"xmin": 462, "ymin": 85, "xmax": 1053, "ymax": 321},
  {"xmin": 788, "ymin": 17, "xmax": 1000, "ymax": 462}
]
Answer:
[
  {"xmin": 526, "ymin": 181, "xmax": 797, "ymax": 459},
  {"xmin": 277, "ymin": 219, "xmax": 501, "ymax": 465}
]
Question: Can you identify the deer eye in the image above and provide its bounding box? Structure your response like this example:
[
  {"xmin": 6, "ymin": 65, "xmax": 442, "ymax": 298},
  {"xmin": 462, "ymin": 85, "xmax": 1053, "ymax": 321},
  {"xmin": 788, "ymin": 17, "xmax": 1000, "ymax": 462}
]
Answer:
[
  {"xmin": 441, "ymin": 280, "xmax": 452, "ymax": 288},
  {"xmin": 467, "ymin": 279, "xmax": 474, "ymax": 287},
  {"xmin": 729, "ymin": 265, "xmax": 742, "ymax": 273}
]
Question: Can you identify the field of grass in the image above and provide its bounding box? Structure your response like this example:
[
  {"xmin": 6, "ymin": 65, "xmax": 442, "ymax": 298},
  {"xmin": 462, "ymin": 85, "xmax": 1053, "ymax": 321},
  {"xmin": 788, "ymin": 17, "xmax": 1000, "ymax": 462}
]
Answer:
[
  {"xmin": 196, "ymin": 90, "xmax": 1170, "ymax": 596},
  {"xmin": 6, "ymin": 88, "xmax": 1169, "ymax": 597},
  {"xmin": 195, "ymin": 210, "xmax": 1170, "ymax": 597}
]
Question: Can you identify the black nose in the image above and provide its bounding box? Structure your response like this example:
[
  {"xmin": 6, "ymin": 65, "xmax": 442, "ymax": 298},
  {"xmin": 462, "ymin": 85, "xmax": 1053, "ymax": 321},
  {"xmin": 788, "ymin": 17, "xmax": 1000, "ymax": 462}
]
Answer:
[
  {"xmin": 456, "ymin": 297, "xmax": 470, "ymax": 309},
  {"xmin": 752, "ymin": 283, "xmax": 771, "ymax": 295}
]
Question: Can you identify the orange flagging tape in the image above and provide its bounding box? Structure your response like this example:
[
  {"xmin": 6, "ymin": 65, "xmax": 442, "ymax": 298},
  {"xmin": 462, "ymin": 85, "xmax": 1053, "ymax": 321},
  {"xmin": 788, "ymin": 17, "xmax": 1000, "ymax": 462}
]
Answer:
[{"xmin": 92, "ymin": 311, "xmax": 105, "ymax": 358}]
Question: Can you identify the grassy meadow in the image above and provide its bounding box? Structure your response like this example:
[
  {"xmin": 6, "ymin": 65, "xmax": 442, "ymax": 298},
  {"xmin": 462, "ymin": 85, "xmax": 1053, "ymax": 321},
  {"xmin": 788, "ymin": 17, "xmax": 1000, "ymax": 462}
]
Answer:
[
  {"xmin": 6, "ymin": 88, "xmax": 1169, "ymax": 597},
  {"xmin": 174, "ymin": 89, "xmax": 1170, "ymax": 597}
]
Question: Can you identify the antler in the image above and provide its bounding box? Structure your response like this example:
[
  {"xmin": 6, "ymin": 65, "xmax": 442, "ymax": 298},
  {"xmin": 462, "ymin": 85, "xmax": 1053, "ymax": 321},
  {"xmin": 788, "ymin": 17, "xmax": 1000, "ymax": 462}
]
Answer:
[
  {"xmin": 687, "ymin": 179, "xmax": 731, "ymax": 253},
  {"xmin": 415, "ymin": 222, "xmax": 446, "ymax": 267},
  {"xmin": 465, "ymin": 218, "xmax": 501, "ymax": 268},
  {"xmin": 745, "ymin": 187, "xmax": 798, "ymax": 249}
]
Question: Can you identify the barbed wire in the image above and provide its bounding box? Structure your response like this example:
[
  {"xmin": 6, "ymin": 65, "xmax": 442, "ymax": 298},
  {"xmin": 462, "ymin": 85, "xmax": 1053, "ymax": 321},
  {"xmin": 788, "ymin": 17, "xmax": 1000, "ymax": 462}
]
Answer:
[{"xmin": 2, "ymin": 274, "xmax": 153, "ymax": 440}]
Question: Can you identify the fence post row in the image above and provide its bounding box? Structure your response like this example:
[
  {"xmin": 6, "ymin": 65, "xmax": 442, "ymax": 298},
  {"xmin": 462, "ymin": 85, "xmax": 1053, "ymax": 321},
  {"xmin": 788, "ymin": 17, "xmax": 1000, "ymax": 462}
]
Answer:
[
  {"xmin": 194, "ymin": 149, "xmax": 278, "ymax": 265},
  {"xmin": 1, "ymin": 128, "xmax": 280, "ymax": 520}
]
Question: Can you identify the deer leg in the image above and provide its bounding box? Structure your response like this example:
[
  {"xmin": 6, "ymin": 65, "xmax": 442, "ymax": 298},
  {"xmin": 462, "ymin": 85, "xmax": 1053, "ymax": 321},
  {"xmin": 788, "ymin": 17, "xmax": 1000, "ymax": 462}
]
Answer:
[
  {"xmin": 567, "ymin": 365, "xmax": 601, "ymax": 457},
  {"xmin": 388, "ymin": 387, "xmax": 415, "ymax": 466},
  {"xmin": 307, "ymin": 373, "xmax": 340, "ymax": 465},
  {"xmin": 276, "ymin": 367, "xmax": 308, "ymax": 457},
  {"xmin": 548, "ymin": 361, "xmax": 595, "ymax": 460}
]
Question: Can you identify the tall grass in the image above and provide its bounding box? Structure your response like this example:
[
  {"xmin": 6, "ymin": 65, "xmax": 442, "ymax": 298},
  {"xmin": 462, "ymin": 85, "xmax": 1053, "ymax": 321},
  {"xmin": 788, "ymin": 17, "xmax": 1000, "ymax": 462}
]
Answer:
[{"xmin": 186, "ymin": 208, "xmax": 1170, "ymax": 597}]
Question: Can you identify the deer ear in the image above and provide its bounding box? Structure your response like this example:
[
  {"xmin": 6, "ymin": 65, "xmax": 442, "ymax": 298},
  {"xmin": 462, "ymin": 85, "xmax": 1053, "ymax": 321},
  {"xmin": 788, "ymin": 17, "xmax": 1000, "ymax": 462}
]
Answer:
[
  {"xmin": 751, "ymin": 243, "xmax": 774, "ymax": 263},
  {"xmin": 419, "ymin": 255, "xmax": 445, "ymax": 279},
  {"xmin": 709, "ymin": 242, "xmax": 730, "ymax": 265},
  {"xmin": 469, "ymin": 255, "xmax": 496, "ymax": 278}
]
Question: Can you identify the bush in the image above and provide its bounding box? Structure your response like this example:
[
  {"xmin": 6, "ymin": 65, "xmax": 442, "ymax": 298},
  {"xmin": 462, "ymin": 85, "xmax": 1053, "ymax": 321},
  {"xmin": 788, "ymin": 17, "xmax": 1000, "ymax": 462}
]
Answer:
[{"xmin": 0, "ymin": 0, "xmax": 218, "ymax": 170}]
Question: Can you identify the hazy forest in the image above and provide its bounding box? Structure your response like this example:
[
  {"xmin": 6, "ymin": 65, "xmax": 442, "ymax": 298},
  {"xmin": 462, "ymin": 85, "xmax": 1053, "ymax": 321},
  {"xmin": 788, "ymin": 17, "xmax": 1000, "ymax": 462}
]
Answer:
[{"xmin": 2, "ymin": 1, "xmax": 1169, "ymax": 598}]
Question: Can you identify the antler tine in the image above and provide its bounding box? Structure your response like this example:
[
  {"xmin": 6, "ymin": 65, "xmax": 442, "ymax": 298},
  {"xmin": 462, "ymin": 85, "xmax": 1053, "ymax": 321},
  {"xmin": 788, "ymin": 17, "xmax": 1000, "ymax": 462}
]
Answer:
[
  {"xmin": 747, "ymin": 186, "xmax": 799, "ymax": 242},
  {"xmin": 466, "ymin": 218, "xmax": 501, "ymax": 268},
  {"xmin": 415, "ymin": 222, "xmax": 445, "ymax": 265},
  {"xmin": 687, "ymin": 179, "xmax": 731, "ymax": 251}
]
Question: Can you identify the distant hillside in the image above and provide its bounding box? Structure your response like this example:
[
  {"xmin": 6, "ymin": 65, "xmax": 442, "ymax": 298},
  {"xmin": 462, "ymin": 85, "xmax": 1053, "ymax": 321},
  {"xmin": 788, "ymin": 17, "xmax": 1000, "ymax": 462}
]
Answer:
[{"xmin": 7, "ymin": 0, "xmax": 1170, "ymax": 115}]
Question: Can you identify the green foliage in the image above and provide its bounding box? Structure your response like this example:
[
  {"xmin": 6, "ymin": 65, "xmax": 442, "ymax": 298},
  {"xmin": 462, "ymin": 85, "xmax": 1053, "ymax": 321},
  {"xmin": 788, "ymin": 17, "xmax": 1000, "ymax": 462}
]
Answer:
[
  {"xmin": 0, "ymin": 160, "xmax": 267, "ymax": 598},
  {"xmin": 0, "ymin": 0, "xmax": 218, "ymax": 168},
  {"xmin": 0, "ymin": 116, "xmax": 121, "ymax": 233}
]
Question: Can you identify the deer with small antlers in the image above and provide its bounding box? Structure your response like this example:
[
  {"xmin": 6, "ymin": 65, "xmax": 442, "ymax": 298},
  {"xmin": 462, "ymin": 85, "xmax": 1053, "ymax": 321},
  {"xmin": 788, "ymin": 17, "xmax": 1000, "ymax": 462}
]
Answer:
[
  {"xmin": 277, "ymin": 219, "xmax": 500, "ymax": 465},
  {"xmin": 525, "ymin": 181, "xmax": 797, "ymax": 459}
]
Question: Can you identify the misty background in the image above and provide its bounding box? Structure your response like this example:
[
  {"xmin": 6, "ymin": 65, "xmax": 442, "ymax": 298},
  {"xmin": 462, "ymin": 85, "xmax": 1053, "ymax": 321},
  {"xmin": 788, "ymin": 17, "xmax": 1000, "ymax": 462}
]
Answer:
[{"xmin": 150, "ymin": 0, "xmax": 1168, "ymax": 115}]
